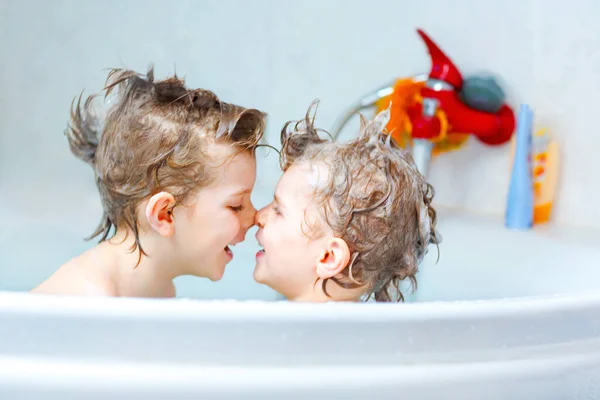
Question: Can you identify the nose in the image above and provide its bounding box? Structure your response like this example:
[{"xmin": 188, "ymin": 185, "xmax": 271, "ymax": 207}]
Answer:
[
  {"xmin": 242, "ymin": 202, "xmax": 257, "ymax": 230},
  {"xmin": 255, "ymin": 206, "xmax": 267, "ymax": 229},
  {"xmin": 231, "ymin": 204, "xmax": 256, "ymax": 245}
]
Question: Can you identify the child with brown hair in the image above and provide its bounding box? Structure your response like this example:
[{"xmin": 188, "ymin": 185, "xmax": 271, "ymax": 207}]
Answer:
[
  {"xmin": 254, "ymin": 101, "xmax": 440, "ymax": 302},
  {"xmin": 33, "ymin": 68, "xmax": 266, "ymax": 297}
]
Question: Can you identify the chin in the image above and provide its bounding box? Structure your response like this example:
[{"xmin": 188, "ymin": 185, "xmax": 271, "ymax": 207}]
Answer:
[
  {"xmin": 209, "ymin": 266, "xmax": 226, "ymax": 281},
  {"xmin": 208, "ymin": 274, "xmax": 224, "ymax": 282},
  {"xmin": 253, "ymin": 264, "xmax": 266, "ymax": 284},
  {"xmin": 190, "ymin": 260, "xmax": 226, "ymax": 282}
]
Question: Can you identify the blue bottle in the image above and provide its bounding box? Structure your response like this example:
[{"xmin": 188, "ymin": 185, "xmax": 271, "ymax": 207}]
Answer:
[{"xmin": 505, "ymin": 104, "xmax": 534, "ymax": 230}]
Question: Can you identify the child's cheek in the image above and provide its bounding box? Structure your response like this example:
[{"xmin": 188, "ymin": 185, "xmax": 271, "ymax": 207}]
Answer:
[
  {"xmin": 227, "ymin": 214, "xmax": 242, "ymax": 237},
  {"xmin": 264, "ymin": 219, "xmax": 281, "ymax": 247}
]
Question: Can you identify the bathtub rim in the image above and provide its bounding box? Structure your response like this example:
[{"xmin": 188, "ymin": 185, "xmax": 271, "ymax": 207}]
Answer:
[
  {"xmin": 3, "ymin": 290, "xmax": 600, "ymax": 372},
  {"xmin": 2, "ymin": 290, "xmax": 600, "ymax": 321}
]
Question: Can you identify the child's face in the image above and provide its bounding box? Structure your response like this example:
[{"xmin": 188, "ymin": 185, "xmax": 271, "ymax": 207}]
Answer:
[
  {"xmin": 173, "ymin": 147, "xmax": 257, "ymax": 281},
  {"xmin": 254, "ymin": 162, "xmax": 331, "ymax": 299}
]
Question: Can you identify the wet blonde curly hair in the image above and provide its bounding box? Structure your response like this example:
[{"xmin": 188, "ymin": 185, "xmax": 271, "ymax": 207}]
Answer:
[
  {"xmin": 280, "ymin": 100, "xmax": 440, "ymax": 302},
  {"xmin": 67, "ymin": 67, "xmax": 266, "ymax": 261}
]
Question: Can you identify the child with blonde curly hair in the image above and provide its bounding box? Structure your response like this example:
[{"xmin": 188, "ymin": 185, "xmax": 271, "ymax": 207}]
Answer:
[
  {"xmin": 33, "ymin": 68, "xmax": 266, "ymax": 297},
  {"xmin": 254, "ymin": 101, "xmax": 439, "ymax": 302}
]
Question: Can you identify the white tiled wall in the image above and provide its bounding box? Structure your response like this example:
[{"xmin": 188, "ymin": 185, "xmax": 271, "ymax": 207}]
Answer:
[{"xmin": 1, "ymin": 0, "xmax": 598, "ymax": 298}]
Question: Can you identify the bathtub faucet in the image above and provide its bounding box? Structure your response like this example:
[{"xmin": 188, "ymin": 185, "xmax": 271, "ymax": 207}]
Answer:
[{"xmin": 330, "ymin": 28, "xmax": 516, "ymax": 178}]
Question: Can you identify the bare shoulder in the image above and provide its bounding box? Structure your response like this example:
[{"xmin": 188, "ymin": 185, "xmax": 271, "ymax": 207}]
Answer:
[{"xmin": 31, "ymin": 257, "xmax": 117, "ymax": 297}]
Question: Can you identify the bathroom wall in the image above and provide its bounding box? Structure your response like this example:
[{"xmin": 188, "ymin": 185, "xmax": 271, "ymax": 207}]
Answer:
[{"xmin": 1, "ymin": 0, "xmax": 598, "ymax": 299}]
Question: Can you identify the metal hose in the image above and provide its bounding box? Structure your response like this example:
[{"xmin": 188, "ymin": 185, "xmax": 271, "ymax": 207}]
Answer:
[{"xmin": 330, "ymin": 74, "xmax": 428, "ymax": 140}]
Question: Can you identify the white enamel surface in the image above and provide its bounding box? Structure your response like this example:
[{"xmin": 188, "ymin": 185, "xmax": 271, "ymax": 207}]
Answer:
[
  {"xmin": 2, "ymin": 210, "xmax": 600, "ymax": 398},
  {"xmin": 1, "ymin": 292, "xmax": 600, "ymax": 399},
  {"xmin": 410, "ymin": 210, "xmax": 600, "ymax": 302}
]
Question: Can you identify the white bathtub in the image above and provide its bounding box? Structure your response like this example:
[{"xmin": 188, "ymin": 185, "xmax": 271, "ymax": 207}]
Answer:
[{"xmin": 1, "ymin": 209, "xmax": 600, "ymax": 399}]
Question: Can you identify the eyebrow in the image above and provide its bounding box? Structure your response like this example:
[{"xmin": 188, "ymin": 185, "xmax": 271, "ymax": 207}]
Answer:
[{"xmin": 230, "ymin": 188, "xmax": 251, "ymax": 197}]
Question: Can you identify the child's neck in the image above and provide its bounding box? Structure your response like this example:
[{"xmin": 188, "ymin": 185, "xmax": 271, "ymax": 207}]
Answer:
[
  {"xmin": 291, "ymin": 285, "xmax": 364, "ymax": 303},
  {"xmin": 91, "ymin": 230, "xmax": 178, "ymax": 298}
]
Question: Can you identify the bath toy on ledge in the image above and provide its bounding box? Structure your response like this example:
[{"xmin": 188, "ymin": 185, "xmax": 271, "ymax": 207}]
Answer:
[
  {"xmin": 331, "ymin": 28, "xmax": 516, "ymax": 177},
  {"xmin": 509, "ymin": 126, "xmax": 560, "ymax": 225}
]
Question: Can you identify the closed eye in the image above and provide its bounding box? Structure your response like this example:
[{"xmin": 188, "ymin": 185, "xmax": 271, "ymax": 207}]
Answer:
[{"xmin": 229, "ymin": 205, "xmax": 244, "ymax": 212}]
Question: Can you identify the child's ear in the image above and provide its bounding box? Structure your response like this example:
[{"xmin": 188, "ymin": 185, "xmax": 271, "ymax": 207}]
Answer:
[
  {"xmin": 315, "ymin": 238, "xmax": 351, "ymax": 279},
  {"xmin": 145, "ymin": 192, "xmax": 176, "ymax": 237}
]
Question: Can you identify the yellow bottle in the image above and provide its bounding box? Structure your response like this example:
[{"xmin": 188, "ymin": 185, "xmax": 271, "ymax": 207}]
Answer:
[{"xmin": 509, "ymin": 128, "xmax": 559, "ymax": 224}]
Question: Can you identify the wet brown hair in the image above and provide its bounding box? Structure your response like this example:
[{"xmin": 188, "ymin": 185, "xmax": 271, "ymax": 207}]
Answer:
[
  {"xmin": 280, "ymin": 100, "xmax": 440, "ymax": 302},
  {"xmin": 67, "ymin": 67, "xmax": 266, "ymax": 260}
]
